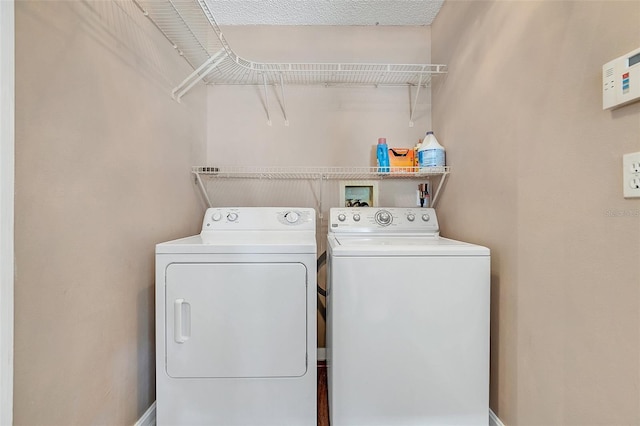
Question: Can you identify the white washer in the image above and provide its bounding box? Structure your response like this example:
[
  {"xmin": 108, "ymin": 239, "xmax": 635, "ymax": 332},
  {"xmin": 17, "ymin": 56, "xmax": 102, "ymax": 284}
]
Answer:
[
  {"xmin": 156, "ymin": 207, "xmax": 317, "ymax": 426},
  {"xmin": 327, "ymin": 207, "xmax": 490, "ymax": 426}
]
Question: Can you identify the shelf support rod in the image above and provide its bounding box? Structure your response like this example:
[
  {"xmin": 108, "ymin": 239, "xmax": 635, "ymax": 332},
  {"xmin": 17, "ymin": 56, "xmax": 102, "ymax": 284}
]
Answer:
[
  {"xmin": 262, "ymin": 74, "xmax": 272, "ymax": 126},
  {"xmin": 172, "ymin": 49, "xmax": 227, "ymax": 102},
  {"xmin": 318, "ymin": 174, "xmax": 325, "ymax": 220},
  {"xmin": 408, "ymin": 71, "xmax": 424, "ymax": 128},
  {"xmin": 194, "ymin": 172, "xmax": 213, "ymax": 208},
  {"xmin": 279, "ymin": 74, "xmax": 289, "ymax": 126},
  {"xmin": 430, "ymin": 172, "xmax": 449, "ymax": 208}
]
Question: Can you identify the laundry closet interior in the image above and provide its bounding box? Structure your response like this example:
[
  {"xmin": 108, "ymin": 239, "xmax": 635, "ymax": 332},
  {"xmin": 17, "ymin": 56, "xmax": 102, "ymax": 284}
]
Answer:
[{"xmin": 8, "ymin": 1, "xmax": 640, "ymax": 425}]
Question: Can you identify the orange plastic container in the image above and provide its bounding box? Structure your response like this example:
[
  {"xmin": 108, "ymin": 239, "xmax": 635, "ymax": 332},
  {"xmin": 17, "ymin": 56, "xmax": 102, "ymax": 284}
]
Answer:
[{"xmin": 388, "ymin": 148, "xmax": 415, "ymax": 172}]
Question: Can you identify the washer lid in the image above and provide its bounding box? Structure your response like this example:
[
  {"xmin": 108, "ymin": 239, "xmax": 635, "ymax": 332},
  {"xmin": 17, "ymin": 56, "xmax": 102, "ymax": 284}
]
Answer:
[
  {"xmin": 157, "ymin": 232, "xmax": 316, "ymax": 254},
  {"xmin": 329, "ymin": 236, "xmax": 489, "ymax": 256}
]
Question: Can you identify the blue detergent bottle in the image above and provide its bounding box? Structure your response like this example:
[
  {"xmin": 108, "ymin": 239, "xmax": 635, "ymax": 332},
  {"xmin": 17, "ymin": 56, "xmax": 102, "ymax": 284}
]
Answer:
[{"xmin": 376, "ymin": 138, "xmax": 390, "ymax": 173}]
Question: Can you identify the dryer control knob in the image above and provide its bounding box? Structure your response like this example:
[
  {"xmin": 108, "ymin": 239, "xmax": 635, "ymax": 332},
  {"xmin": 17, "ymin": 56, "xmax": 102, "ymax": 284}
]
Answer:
[
  {"xmin": 353, "ymin": 214, "xmax": 361, "ymax": 222},
  {"xmin": 227, "ymin": 212, "xmax": 239, "ymax": 222},
  {"xmin": 338, "ymin": 213, "xmax": 347, "ymax": 222},
  {"xmin": 407, "ymin": 213, "xmax": 416, "ymax": 222},
  {"xmin": 422, "ymin": 213, "xmax": 431, "ymax": 222},
  {"xmin": 211, "ymin": 212, "xmax": 222, "ymax": 221},
  {"xmin": 285, "ymin": 211, "xmax": 300, "ymax": 224}
]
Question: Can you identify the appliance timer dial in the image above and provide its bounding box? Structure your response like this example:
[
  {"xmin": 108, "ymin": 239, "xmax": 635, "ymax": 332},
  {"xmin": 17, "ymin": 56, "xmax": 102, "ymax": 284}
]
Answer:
[
  {"xmin": 375, "ymin": 210, "xmax": 392, "ymax": 226},
  {"xmin": 284, "ymin": 211, "xmax": 300, "ymax": 224}
]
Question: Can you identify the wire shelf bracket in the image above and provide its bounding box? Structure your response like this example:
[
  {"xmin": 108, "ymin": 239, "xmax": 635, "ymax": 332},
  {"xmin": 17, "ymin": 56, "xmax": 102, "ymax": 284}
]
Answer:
[
  {"xmin": 172, "ymin": 48, "xmax": 228, "ymax": 102},
  {"xmin": 278, "ymin": 74, "xmax": 289, "ymax": 127},
  {"xmin": 262, "ymin": 74, "xmax": 272, "ymax": 126},
  {"xmin": 409, "ymin": 72, "xmax": 425, "ymax": 127}
]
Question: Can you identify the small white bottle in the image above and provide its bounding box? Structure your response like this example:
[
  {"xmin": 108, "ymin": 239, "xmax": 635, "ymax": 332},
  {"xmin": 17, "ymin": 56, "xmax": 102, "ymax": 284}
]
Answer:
[
  {"xmin": 418, "ymin": 131, "xmax": 445, "ymax": 170},
  {"xmin": 413, "ymin": 139, "xmax": 423, "ymax": 170}
]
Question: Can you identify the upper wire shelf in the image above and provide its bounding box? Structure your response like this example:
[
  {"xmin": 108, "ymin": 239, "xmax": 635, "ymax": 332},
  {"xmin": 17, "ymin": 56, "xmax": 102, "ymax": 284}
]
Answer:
[{"xmin": 133, "ymin": 0, "xmax": 447, "ymax": 90}]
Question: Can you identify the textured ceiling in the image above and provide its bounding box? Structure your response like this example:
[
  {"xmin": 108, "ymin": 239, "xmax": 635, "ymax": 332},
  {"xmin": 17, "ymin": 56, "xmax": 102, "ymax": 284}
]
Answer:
[{"xmin": 205, "ymin": 0, "xmax": 445, "ymax": 26}]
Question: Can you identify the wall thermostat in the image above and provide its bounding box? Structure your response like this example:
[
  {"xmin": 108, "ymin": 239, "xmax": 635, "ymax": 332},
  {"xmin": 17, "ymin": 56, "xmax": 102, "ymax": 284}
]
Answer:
[{"xmin": 603, "ymin": 47, "xmax": 640, "ymax": 110}]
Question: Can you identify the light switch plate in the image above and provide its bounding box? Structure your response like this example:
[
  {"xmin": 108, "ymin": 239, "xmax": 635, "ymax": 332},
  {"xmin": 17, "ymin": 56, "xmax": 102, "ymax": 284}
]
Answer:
[{"xmin": 623, "ymin": 152, "xmax": 640, "ymax": 198}]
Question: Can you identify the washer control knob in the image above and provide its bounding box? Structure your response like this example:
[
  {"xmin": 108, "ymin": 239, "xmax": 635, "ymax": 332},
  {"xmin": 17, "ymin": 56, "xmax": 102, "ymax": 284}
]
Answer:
[
  {"xmin": 227, "ymin": 212, "xmax": 239, "ymax": 222},
  {"xmin": 407, "ymin": 213, "xmax": 416, "ymax": 222},
  {"xmin": 353, "ymin": 213, "xmax": 361, "ymax": 222},
  {"xmin": 338, "ymin": 213, "xmax": 347, "ymax": 222},
  {"xmin": 285, "ymin": 211, "xmax": 300, "ymax": 224},
  {"xmin": 375, "ymin": 210, "xmax": 392, "ymax": 226},
  {"xmin": 211, "ymin": 212, "xmax": 222, "ymax": 221},
  {"xmin": 422, "ymin": 213, "xmax": 431, "ymax": 222}
]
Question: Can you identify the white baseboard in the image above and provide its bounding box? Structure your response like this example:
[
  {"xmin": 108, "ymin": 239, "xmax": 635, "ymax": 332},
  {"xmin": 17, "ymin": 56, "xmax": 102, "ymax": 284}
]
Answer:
[
  {"xmin": 134, "ymin": 401, "xmax": 156, "ymax": 426},
  {"xmin": 490, "ymin": 409, "xmax": 505, "ymax": 426}
]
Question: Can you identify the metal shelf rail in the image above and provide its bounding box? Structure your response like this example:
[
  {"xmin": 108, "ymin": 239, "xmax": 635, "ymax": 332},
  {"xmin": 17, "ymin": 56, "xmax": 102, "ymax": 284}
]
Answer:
[
  {"xmin": 132, "ymin": 0, "xmax": 447, "ymax": 125},
  {"xmin": 192, "ymin": 165, "xmax": 450, "ymax": 209}
]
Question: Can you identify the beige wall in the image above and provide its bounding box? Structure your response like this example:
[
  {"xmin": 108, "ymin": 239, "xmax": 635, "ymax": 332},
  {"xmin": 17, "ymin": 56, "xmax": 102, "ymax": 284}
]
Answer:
[
  {"xmin": 432, "ymin": 1, "xmax": 640, "ymax": 424},
  {"xmin": 14, "ymin": 1, "xmax": 206, "ymax": 424}
]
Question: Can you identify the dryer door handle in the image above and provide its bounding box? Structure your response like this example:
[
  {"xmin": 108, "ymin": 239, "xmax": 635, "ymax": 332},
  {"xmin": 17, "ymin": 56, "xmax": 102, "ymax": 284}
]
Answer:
[{"xmin": 174, "ymin": 298, "xmax": 191, "ymax": 343}]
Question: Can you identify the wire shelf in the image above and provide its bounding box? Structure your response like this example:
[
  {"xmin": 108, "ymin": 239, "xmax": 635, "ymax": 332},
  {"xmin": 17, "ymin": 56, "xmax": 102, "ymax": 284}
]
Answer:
[
  {"xmin": 133, "ymin": 0, "xmax": 447, "ymax": 88},
  {"xmin": 192, "ymin": 166, "xmax": 450, "ymax": 180}
]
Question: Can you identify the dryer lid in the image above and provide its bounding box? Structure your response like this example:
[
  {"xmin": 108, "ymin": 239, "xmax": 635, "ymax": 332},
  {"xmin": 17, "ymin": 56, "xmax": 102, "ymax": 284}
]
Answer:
[{"xmin": 157, "ymin": 232, "xmax": 316, "ymax": 254}]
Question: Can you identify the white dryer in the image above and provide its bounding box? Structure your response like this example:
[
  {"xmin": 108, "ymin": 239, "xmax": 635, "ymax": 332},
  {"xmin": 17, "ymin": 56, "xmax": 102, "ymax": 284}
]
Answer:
[
  {"xmin": 156, "ymin": 207, "xmax": 317, "ymax": 426},
  {"xmin": 326, "ymin": 207, "xmax": 490, "ymax": 426}
]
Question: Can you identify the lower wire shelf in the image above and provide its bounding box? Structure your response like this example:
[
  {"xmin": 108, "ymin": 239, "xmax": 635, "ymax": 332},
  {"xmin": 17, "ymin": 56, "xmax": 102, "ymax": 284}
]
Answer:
[
  {"xmin": 192, "ymin": 165, "xmax": 449, "ymax": 180},
  {"xmin": 192, "ymin": 165, "xmax": 450, "ymax": 208}
]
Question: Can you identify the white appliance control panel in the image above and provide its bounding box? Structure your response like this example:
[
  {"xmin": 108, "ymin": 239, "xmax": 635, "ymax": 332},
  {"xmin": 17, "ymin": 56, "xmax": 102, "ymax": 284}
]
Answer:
[
  {"xmin": 201, "ymin": 207, "xmax": 315, "ymax": 231},
  {"xmin": 329, "ymin": 207, "xmax": 439, "ymax": 234},
  {"xmin": 603, "ymin": 47, "xmax": 640, "ymax": 110}
]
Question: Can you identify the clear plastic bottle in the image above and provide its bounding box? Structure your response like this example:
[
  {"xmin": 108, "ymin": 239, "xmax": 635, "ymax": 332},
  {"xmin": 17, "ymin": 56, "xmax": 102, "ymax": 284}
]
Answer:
[
  {"xmin": 376, "ymin": 138, "xmax": 390, "ymax": 173},
  {"xmin": 418, "ymin": 183, "xmax": 430, "ymax": 207},
  {"xmin": 418, "ymin": 131, "xmax": 445, "ymax": 170}
]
